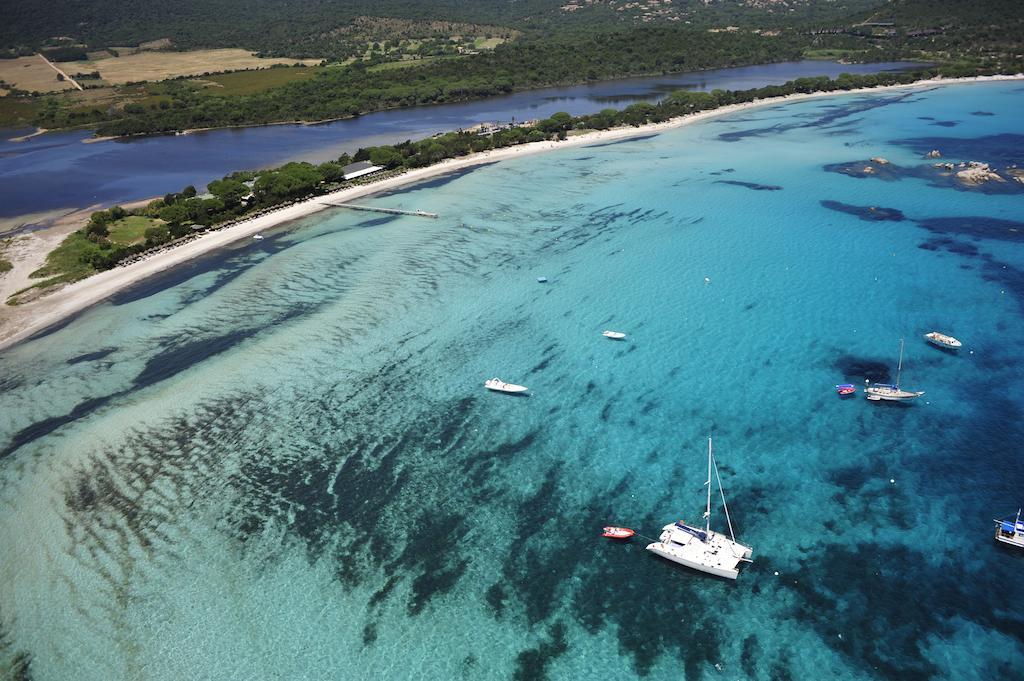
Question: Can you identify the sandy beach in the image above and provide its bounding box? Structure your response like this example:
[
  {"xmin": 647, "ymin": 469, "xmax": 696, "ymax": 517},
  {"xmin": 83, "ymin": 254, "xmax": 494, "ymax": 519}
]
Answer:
[{"xmin": 0, "ymin": 73, "xmax": 1020, "ymax": 351}]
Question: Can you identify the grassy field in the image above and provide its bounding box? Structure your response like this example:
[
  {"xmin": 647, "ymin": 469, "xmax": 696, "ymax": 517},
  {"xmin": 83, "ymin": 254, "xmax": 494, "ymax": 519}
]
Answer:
[
  {"xmin": 367, "ymin": 55, "xmax": 457, "ymax": 72},
  {"xmin": 0, "ymin": 56, "xmax": 79, "ymax": 93},
  {"xmin": 28, "ymin": 232, "xmax": 100, "ymax": 287},
  {"xmin": 0, "ymin": 96, "xmax": 42, "ymax": 129},
  {"xmin": 107, "ymin": 215, "xmax": 163, "ymax": 245},
  {"xmin": 196, "ymin": 66, "xmax": 322, "ymax": 95},
  {"xmin": 803, "ymin": 48, "xmax": 860, "ymax": 60},
  {"xmin": 474, "ymin": 37, "xmax": 506, "ymax": 49},
  {"xmin": 0, "ymin": 239, "xmax": 12, "ymax": 275},
  {"xmin": 61, "ymin": 49, "xmax": 321, "ymax": 85}
]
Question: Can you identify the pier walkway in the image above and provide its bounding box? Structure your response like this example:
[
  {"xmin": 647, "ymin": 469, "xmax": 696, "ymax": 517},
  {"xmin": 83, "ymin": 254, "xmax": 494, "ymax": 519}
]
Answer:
[{"xmin": 321, "ymin": 202, "xmax": 438, "ymax": 218}]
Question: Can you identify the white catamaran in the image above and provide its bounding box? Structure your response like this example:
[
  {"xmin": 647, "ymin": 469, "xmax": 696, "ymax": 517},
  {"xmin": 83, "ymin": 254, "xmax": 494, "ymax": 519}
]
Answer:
[
  {"xmin": 646, "ymin": 438, "xmax": 753, "ymax": 580},
  {"xmin": 994, "ymin": 509, "xmax": 1024, "ymax": 549},
  {"xmin": 865, "ymin": 338, "xmax": 924, "ymax": 402}
]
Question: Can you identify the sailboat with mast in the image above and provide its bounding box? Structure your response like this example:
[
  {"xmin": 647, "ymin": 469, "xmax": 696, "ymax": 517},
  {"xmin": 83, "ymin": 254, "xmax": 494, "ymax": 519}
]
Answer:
[
  {"xmin": 865, "ymin": 338, "xmax": 924, "ymax": 402},
  {"xmin": 646, "ymin": 438, "xmax": 753, "ymax": 580}
]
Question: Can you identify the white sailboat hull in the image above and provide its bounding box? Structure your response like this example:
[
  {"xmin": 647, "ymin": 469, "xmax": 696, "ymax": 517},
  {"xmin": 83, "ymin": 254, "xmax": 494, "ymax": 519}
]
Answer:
[
  {"xmin": 865, "ymin": 386, "xmax": 924, "ymax": 401},
  {"xmin": 645, "ymin": 524, "xmax": 752, "ymax": 580},
  {"xmin": 995, "ymin": 534, "xmax": 1024, "ymax": 549}
]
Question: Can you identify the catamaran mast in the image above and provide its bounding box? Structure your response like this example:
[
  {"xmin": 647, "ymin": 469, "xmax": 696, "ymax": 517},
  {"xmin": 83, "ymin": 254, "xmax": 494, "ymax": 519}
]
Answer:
[
  {"xmin": 705, "ymin": 437, "xmax": 713, "ymax": 533},
  {"xmin": 896, "ymin": 338, "xmax": 905, "ymax": 389},
  {"xmin": 713, "ymin": 451, "xmax": 738, "ymax": 544}
]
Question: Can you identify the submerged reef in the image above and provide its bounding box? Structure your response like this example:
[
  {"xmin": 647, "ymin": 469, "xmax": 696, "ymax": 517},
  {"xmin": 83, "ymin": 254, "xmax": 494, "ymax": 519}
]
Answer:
[{"xmin": 824, "ymin": 158, "xmax": 1024, "ymax": 195}]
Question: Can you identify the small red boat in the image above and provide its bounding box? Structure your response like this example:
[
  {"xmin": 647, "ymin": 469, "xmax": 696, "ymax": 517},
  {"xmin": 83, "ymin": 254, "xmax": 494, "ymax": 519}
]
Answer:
[
  {"xmin": 836, "ymin": 384, "xmax": 856, "ymax": 396},
  {"xmin": 602, "ymin": 526, "xmax": 636, "ymax": 539}
]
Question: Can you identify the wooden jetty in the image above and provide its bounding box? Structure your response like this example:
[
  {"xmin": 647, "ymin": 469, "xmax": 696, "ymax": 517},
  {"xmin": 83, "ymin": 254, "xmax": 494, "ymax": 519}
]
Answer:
[{"xmin": 321, "ymin": 202, "xmax": 438, "ymax": 218}]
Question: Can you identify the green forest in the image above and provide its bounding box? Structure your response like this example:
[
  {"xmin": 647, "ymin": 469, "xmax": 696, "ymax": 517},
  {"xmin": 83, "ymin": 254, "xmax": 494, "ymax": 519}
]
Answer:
[{"xmin": 0, "ymin": 0, "xmax": 883, "ymax": 59}]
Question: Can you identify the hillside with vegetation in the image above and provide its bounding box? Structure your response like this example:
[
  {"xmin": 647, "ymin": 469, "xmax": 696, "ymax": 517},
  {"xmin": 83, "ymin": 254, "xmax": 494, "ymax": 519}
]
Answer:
[
  {"xmin": 1, "ymin": 0, "xmax": 1022, "ymax": 135},
  {"xmin": 0, "ymin": 1, "xmax": 881, "ymax": 59},
  {"xmin": 67, "ymin": 28, "xmax": 809, "ymax": 136}
]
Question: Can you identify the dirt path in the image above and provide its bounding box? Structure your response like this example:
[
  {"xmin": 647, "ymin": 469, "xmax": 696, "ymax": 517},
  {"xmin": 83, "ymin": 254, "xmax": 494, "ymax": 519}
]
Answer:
[{"xmin": 36, "ymin": 53, "xmax": 83, "ymax": 91}]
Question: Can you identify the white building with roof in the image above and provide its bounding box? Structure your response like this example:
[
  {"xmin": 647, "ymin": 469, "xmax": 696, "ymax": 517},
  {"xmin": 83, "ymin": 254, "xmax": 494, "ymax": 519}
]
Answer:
[{"xmin": 342, "ymin": 161, "xmax": 384, "ymax": 180}]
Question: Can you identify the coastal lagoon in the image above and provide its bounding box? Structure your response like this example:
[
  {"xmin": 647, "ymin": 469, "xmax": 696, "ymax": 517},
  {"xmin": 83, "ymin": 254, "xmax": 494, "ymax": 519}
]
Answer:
[
  {"xmin": 2, "ymin": 81, "xmax": 1024, "ymax": 679},
  {"xmin": 0, "ymin": 60, "xmax": 919, "ymax": 225}
]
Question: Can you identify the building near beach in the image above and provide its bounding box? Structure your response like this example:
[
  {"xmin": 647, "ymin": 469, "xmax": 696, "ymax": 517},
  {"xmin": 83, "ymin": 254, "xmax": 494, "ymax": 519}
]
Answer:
[{"xmin": 342, "ymin": 161, "xmax": 384, "ymax": 180}]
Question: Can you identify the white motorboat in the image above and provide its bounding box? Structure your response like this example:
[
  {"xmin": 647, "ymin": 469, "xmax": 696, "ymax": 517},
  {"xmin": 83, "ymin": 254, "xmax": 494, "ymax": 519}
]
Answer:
[
  {"xmin": 602, "ymin": 330, "xmax": 627, "ymax": 340},
  {"xmin": 866, "ymin": 339, "xmax": 924, "ymax": 401},
  {"xmin": 252, "ymin": 234, "xmax": 265, "ymax": 240},
  {"xmin": 646, "ymin": 438, "xmax": 753, "ymax": 580},
  {"xmin": 994, "ymin": 509, "xmax": 1024, "ymax": 549},
  {"xmin": 924, "ymin": 331, "xmax": 962, "ymax": 350},
  {"xmin": 484, "ymin": 378, "xmax": 528, "ymax": 394}
]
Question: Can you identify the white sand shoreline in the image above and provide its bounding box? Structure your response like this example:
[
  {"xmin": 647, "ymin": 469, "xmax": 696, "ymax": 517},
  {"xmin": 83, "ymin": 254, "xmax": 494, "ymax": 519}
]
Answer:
[{"xmin": 1, "ymin": 73, "xmax": 1021, "ymax": 351}]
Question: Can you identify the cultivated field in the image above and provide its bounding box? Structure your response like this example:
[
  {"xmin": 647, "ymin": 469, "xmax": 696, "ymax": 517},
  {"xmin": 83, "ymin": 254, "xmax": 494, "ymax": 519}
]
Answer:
[
  {"xmin": 0, "ymin": 56, "xmax": 79, "ymax": 93},
  {"xmin": 62, "ymin": 49, "xmax": 321, "ymax": 84},
  {"xmin": 196, "ymin": 66, "xmax": 322, "ymax": 95}
]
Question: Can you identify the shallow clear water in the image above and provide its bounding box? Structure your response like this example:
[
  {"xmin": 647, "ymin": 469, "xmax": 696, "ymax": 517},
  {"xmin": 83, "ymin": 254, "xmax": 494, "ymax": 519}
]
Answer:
[
  {"xmin": 0, "ymin": 60, "xmax": 918, "ymax": 222},
  {"xmin": 1, "ymin": 82, "xmax": 1023, "ymax": 680}
]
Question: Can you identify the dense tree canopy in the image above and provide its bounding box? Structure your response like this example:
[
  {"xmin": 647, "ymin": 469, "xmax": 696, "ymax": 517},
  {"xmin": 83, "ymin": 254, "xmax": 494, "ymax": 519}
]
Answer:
[{"xmin": 0, "ymin": 0, "xmax": 886, "ymax": 58}]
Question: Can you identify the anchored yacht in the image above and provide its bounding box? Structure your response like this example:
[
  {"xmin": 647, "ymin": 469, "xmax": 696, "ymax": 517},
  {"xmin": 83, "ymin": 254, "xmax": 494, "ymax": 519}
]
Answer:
[
  {"xmin": 866, "ymin": 339, "xmax": 924, "ymax": 401},
  {"xmin": 995, "ymin": 509, "xmax": 1024, "ymax": 549},
  {"xmin": 924, "ymin": 331, "xmax": 962, "ymax": 350},
  {"xmin": 646, "ymin": 438, "xmax": 753, "ymax": 580}
]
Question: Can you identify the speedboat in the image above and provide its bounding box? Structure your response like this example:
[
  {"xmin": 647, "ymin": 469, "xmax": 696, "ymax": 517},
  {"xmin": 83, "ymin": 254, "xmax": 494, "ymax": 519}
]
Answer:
[
  {"xmin": 602, "ymin": 330, "xmax": 627, "ymax": 340},
  {"xmin": 836, "ymin": 384, "xmax": 856, "ymax": 396},
  {"xmin": 536, "ymin": 277, "xmax": 548, "ymax": 283},
  {"xmin": 601, "ymin": 526, "xmax": 635, "ymax": 539},
  {"xmin": 924, "ymin": 331, "xmax": 962, "ymax": 350},
  {"xmin": 252, "ymin": 234, "xmax": 265, "ymax": 240},
  {"xmin": 484, "ymin": 378, "xmax": 528, "ymax": 394},
  {"xmin": 994, "ymin": 509, "xmax": 1024, "ymax": 549},
  {"xmin": 646, "ymin": 438, "xmax": 753, "ymax": 580}
]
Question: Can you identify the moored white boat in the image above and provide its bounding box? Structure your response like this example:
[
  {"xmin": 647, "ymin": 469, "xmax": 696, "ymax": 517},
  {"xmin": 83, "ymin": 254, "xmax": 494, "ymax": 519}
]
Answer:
[
  {"xmin": 602, "ymin": 330, "xmax": 626, "ymax": 340},
  {"xmin": 865, "ymin": 339, "xmax": 924, "ymax": 401},
  {"xmin": 252, "ymin": 234, "xmax": 265, "ymax": 240},
  {"xmin": 994, "ymin": 509, "xmax": 1024, "ymax": 549},
  {"xmin": 924, "ymin": 331, "xmax": 962, "ymax": 350},
  {"xmin": 646, "ymin": 438, "xmax": 753, "ymax": 580},
  {"xmin": 484, "ymin": 378, "xmax": 528, "ymax": 394}
]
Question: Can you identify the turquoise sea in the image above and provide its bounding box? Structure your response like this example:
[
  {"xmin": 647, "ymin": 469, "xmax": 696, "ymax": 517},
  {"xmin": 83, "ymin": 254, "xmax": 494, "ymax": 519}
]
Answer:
[{"xmin": 1, "ymin": 82, "xmax": 1023, "ymax": 680}]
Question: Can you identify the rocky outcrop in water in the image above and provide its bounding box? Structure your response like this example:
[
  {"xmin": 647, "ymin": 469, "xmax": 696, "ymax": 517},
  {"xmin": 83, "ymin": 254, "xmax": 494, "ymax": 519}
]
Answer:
[
  {"xmin": 955, "ymin": 161, "xmax": 1005, "ymax": 186},
  {"xmin": 825, "ymin": 158, "xmax": 1024, "ymax": 195}
]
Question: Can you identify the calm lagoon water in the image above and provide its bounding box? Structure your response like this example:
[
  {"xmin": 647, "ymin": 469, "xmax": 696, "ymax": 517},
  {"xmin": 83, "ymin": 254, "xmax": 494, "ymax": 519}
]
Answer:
[
  {"xmin": 0, "ymin": 60, "xmax": 919, "ymax": 222},
  {"xmin": 1, "ymin": 81, "xmax": 1023, "ymax": 680}
]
